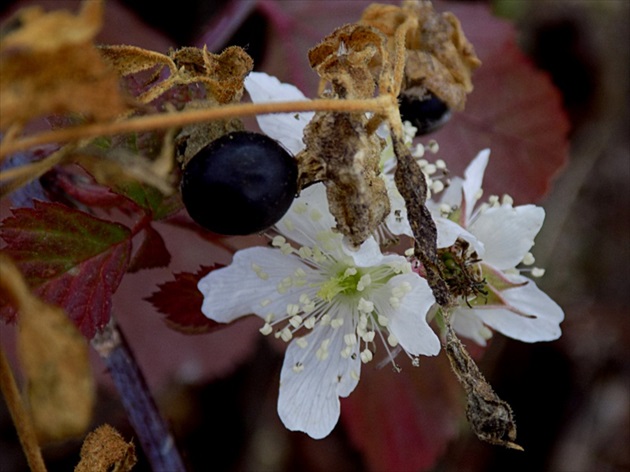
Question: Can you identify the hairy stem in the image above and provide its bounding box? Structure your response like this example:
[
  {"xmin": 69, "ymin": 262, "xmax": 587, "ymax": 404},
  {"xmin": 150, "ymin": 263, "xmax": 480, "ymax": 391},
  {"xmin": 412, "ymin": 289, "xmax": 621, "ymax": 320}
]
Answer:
[{"xmin": 91, "ymin": 318, "xmax": 186, "ymax": 472}]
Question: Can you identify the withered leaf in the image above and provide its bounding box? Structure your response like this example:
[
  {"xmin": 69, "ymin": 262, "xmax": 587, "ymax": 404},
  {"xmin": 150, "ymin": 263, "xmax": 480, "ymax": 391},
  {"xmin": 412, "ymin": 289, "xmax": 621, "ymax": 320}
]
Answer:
[
  {"xmin": 308, "ymin": 23, "xmax": 386, "ymax": 99},
  {"xmin": 171, "ymin": 46, "xmax": 253, "ymax": 104},
  {"xmin": 0, "ymin": 254, "xmax": 95, "ymax": 443},
  {"xmin": 98, "ymin": 44, "xmax": 176, "ymax": 77},
  {"xmin": 360, "ymin": 1, "xmax": 481, "ymax": 110},
  {"xmin": 99, "ymin": 45, "xmax": 254, "ymax": 107},
  {"xmin": 0, "ymin": 0, "xmax": 127, "ymax": 130}
]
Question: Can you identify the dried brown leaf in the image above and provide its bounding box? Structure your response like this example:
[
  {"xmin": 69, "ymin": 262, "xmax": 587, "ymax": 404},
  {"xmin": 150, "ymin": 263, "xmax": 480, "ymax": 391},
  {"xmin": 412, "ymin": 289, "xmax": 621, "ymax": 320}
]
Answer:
[
  {"xmin": 308, "ymin": 23, "xmax": 386, "ymax": 99},
  {"xmin": 1, "ymin": 0, "xmax": 101, "ymax": 52},
  {"xmin": 0, "ymin": 254, "xmax": 95, "ymax": 443},
  {"xmin": 74, "ymin": 424, "xmax": 137, "ymax": 472},
  {"xmin": 0, "ymin": 0, "xmax": 128, "ymax": 130},
  {"xmin": 98, "ymin": 44, "xmax": 176, "ymax": 77},
  {"xmin": 361, "ymin": 0, "xmax": 481, "ymax": 110},
  {"xmin": 298, "ymin": 23, "xmax": 394, "ymax": 246},
  {"xmin": 171, "ymin": 46, "xmax": 253, "ymax": 104}
]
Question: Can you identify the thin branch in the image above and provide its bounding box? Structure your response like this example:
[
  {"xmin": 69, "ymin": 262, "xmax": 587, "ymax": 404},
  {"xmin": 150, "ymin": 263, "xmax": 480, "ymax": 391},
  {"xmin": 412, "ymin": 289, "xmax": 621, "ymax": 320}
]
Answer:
[
  {"xmin": 0, "ymin": 345, "xmax": 47, "ymax": 472},
  {"xmin": 91, "ymin": 318, "xmax": 187, "ymax": 472},
  {"xmin": 0, "ymin": 96, "xmax": 395, "ymax": 159}
]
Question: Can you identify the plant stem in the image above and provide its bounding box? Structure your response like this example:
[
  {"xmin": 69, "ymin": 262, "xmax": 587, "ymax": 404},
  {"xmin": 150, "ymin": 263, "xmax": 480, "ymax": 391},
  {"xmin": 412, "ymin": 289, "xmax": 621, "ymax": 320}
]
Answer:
[
  {"xmin": 0, "ymin": 95, "xmax": 395, "ymax": 158},
  {"xmin": 91, "ymin": 318, "xmax": 187, "ymax": 472},
  {"xmin": 0, "ymin": 344, "xmax": 47, "ymax": 472}
]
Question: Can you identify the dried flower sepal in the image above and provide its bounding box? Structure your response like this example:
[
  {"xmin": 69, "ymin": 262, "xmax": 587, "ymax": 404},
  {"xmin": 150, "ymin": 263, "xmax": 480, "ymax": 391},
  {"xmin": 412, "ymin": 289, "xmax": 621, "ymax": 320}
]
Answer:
[
  {"xmin": 443, "ymin": 312, "xmax": 523, "ymax": 450},
  {"xmin": 393, "ymin": 135, "xmax": 449, "ymax": 305}
]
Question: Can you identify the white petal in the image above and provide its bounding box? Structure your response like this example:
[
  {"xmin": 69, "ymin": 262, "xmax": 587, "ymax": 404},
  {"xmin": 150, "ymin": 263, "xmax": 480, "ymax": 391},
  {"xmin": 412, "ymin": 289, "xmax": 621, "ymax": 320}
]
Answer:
[
  {"xmin": 473, "ymin": 276, "xmax": 564, "ymax": 342},
  {"xmin": 470, "ymin": 205, "xmax": 544, "ymax": 270},
  {"xmin": 373, "ymin": 274, "xmax": 440, "ymax": 356},
  {"xmin": 244, "ymin": 72, "xmax": 313, "ymax": 155},
  {"xmin": 462, "ymin": 149, "xmax": 490, "ymax": 223},
  {"xmin": 436, "ymin": 176, "xmax": 464, "ymax": 211},
  {"xmin": 278, "ymin": 323, "xmax": 360, "ymax": 439},
  {"xmin": 198, "ymin": 247, "xmax": 312, "ymax": 323},
  {"xmin": 342, "ymin": 236, "xmax": 384, "ymax": 267},
  {"xmin": 434, "ymin": 216, "xmax": 485, "ymax": 255},
  {"xmin": 276, "ymin": 183, "xmax": 337, "ymax": 248},
  {"xmin": 451, "ymin": 308, "xmax": 489, "ymax": 346},
  {"xmin": 384, "ymin": 175, "xmax": 413, "ymax": 237}
]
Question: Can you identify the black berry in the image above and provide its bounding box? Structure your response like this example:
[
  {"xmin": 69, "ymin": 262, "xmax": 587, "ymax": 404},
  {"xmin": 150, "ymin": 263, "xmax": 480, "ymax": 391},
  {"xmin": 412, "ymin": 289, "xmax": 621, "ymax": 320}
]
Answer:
[
  {"xmin": 399, "ymin": 91, "xmax": 452, "ymax": 135},
  {"xmin": 181, "ymin": 131, "xmax": 297, "ymax": 235}
]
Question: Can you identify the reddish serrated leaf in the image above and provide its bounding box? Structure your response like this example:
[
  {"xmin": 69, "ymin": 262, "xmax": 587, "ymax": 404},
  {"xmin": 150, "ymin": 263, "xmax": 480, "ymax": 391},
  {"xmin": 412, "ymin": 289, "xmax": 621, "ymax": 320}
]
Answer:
[
  {"xmin": 341, "ymin": 354, "xmax": 461, "ymax": 472},
  {"xmin": 127, "ymin": 224, "xmax": 171, "ymax": 273},
  {"xmin": 145, "ymin": 265, "xmax": 224, "ymax": 334},
  {"xmin": 0, "ymin": 201, "xmax": 131, "ymax": 338}
]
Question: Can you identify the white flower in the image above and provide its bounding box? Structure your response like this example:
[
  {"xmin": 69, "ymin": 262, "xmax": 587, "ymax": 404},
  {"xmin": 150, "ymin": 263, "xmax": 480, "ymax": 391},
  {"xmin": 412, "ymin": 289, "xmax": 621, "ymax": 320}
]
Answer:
[
  {"xmin": 432, "ymin": 150, "xmax": 564, "ymax": 345},
  {"xmin": 198, "ymin": 74, "xmax": 440, "ymax": 439},
  {"xmin": 198, "ymin": 184, "xmax": 440, "ymax": 439}
]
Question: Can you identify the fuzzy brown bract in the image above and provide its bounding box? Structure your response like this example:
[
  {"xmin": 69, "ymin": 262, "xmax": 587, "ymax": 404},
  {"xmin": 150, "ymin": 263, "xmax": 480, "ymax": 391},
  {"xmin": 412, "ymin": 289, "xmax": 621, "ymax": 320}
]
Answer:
[{"xmin": 99, "ymin": 44, "xmax": 253, "ymax": 168}]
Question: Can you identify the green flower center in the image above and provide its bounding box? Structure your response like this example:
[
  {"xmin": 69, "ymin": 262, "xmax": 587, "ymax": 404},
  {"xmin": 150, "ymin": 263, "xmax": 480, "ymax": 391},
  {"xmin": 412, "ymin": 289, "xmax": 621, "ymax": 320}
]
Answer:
[{"xmin": 317, "ymin": 266, "xmax": 366, "ymax": 302}]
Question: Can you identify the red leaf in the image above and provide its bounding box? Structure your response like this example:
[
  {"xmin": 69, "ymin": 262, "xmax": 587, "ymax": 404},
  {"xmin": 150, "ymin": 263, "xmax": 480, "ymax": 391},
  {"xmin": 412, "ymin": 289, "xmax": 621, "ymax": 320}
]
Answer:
[
  {"xmin": 341, "ymin": 354, "xmax": 462, "ymax": 472},
  {"xmin": 0, "ymin": 201, "xmax": 131, "ymax": 338},
  {"xmin": 145, "ymin": 265, "xmax": 224, "ymax": 334},
  {"xmin": 127, "ymin": 224, "xmax": 171, "ymax": 273},
  {"xmin": 43, "ymin": 165, "xmax": 145, "ymax": 216}
]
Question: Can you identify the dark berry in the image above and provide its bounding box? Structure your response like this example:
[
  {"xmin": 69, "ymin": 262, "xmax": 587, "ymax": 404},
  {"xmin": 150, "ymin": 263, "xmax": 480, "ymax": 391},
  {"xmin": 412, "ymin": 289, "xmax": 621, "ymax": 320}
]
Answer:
[
  {"xmin": 180, "ymin": 131, "xmax": 297, "ymax": 235},
  {"xmin": 399, "ymin": 91, "xmax": 452, "ymax": 135}
]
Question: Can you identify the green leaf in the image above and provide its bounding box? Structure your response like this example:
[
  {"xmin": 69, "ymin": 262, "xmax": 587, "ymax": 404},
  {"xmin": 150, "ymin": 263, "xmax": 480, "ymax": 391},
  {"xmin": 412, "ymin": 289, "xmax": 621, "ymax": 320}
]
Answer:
[{"xmin": 113, "ymin": 180, "xmax": 180, "ymax": 220}]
